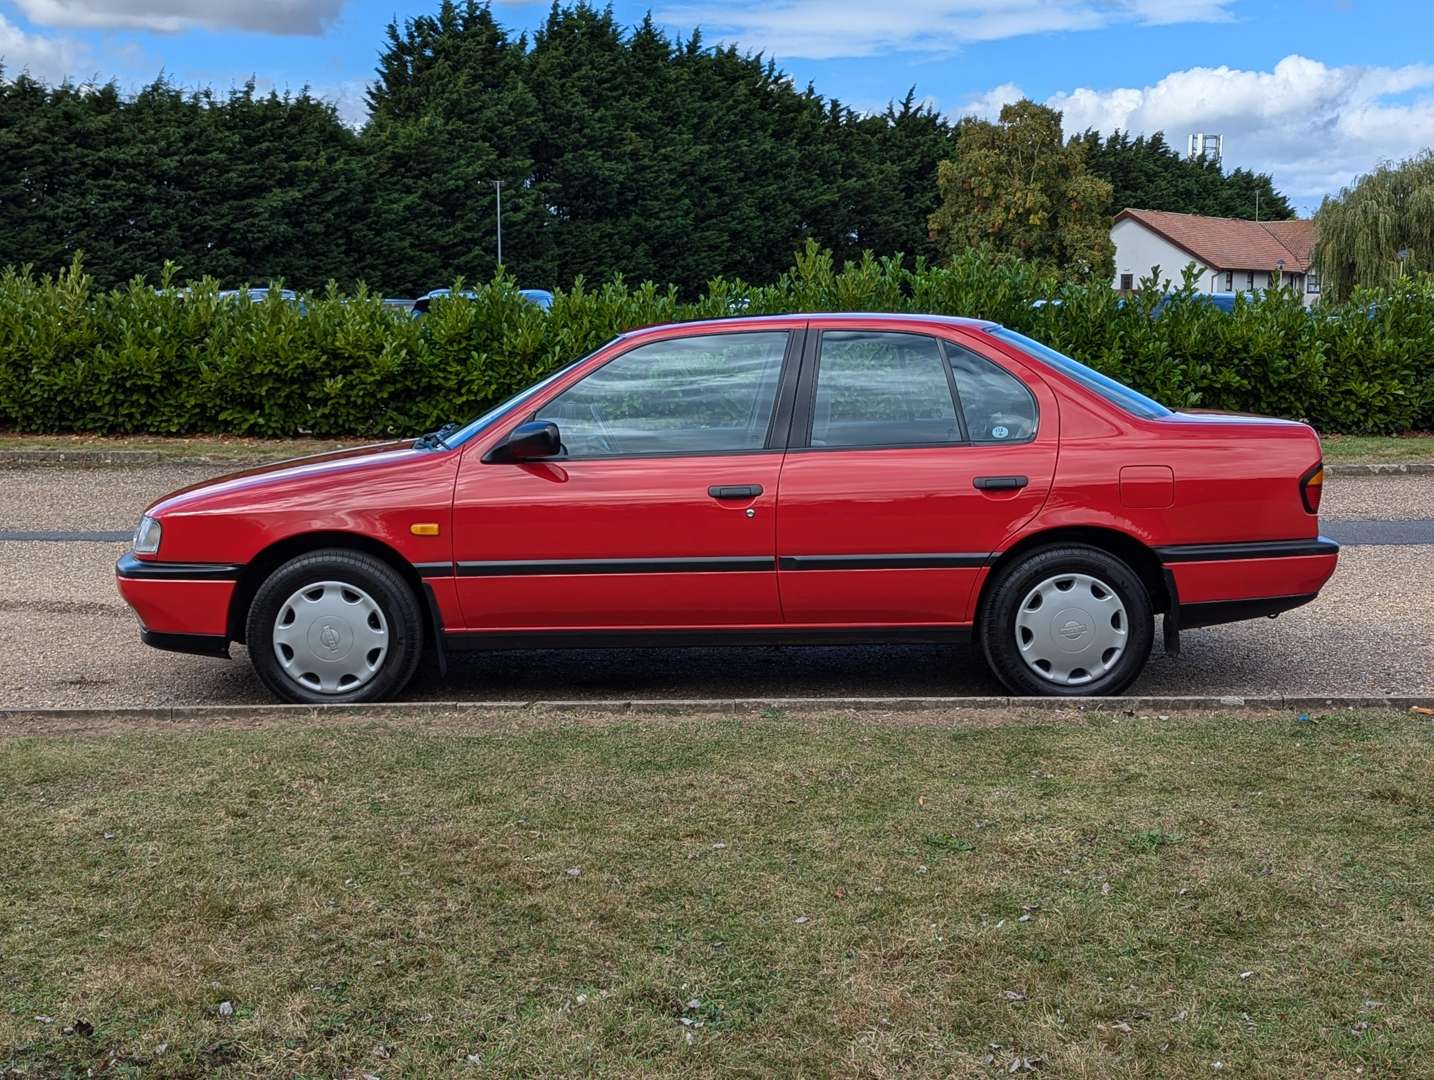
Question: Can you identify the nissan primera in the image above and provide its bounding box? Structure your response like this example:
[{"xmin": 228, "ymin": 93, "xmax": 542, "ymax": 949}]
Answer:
[{"xmin": 117, "ymin": 314, "xmax": 1338, "ymax": 701}]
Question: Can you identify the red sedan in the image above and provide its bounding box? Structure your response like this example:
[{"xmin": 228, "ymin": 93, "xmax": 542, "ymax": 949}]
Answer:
[{"xmin": 117, "ymin": 313, "xmax": 1337, "ymax": 701}]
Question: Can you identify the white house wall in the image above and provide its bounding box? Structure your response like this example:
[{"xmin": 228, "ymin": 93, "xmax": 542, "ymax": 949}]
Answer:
[{"xmin": 1111, "ymin": 218, "xmax": 1213, "ymax": 292}]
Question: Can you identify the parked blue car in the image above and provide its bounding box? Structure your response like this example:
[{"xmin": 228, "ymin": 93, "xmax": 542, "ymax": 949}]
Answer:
[
  {"xmin": 410, "ymin": 287, "xmax": 553, "ymax": 317},
  {"xmin": 218, "ymin": 288, "xmax": 300, "ymax": 304},
  {"xmin": 1151, "ymin": 291, "xmax": 1256, "ymax": 316}
]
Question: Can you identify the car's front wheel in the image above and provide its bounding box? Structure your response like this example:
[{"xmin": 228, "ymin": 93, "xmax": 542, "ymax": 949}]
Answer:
[
  {"xmin": 245, "ymin": 549, "xmax": 424, "ymax": 704},
  {"xmin": 978, "ymin": 544, "xmax": 1154, "ymax": 697}
]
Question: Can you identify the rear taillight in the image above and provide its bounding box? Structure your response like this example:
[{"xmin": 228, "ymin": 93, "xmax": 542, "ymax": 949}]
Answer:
[{"xmin": 1300, "ymin": 462, "xmax": 1324, "ymax": 514}]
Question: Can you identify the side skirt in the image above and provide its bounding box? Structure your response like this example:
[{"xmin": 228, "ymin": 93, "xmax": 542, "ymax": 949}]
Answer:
[{"xmin": 442, "ymin": 626, "xmax": 973, "ymax": 652}]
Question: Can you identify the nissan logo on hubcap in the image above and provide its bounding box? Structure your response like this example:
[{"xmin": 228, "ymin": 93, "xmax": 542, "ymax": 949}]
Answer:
[
  {"xmin": 1058, "ymin": 619, "xmax": 1088, "ymax": 641},
  {"xmin": 319, "ymin": 623, "xmax": 341, "ymax": 651}
]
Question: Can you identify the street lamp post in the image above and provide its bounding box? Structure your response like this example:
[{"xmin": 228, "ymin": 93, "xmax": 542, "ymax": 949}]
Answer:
[{"xmin": 490, "ymin": 179, "xmax": 505, "ymax": 267}]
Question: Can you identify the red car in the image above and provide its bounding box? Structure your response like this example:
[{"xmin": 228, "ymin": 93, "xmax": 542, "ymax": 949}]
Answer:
[{"xmin": 117, "ymin": 313, "xmax": 1337, "ymax": 702}]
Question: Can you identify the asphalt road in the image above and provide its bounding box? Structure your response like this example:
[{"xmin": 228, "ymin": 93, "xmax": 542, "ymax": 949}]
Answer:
[{"xmin": 2, "ymin": 464, "xmax": 1432, "ymax": 709}]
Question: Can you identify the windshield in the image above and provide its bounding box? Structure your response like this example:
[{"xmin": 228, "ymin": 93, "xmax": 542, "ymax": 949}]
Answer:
[
  {"xmin": 443, "ymin": 344, "xmax": 611, "ymax": 448},
  {"xmin": 989, "ymin": 328, "xmax": 1171, "ymax": 420}
]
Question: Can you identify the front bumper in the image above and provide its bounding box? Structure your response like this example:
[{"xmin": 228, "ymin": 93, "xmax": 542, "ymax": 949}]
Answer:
[
  {"xmin": 116, "ymin": 552, "xmax": 240, "ymax": 657},
  {"xmin": 140, "ymin": 628, "xmax": 231, "ymax": 658}
]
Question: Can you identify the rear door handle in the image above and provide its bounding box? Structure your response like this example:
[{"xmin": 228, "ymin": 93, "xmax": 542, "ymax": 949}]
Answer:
[
  {"xmin": 708, "ymin": 484, "xmax": 763, "ymax": 499},
  {"xmin": 973, "ymin": 475, "xmax": 1028, "ymax": 491}
]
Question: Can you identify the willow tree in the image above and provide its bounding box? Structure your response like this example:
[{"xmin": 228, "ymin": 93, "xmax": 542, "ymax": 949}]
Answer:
[{"xmin": 1313, "ymin": 151, "xmax": 1434, "ymax": 302}]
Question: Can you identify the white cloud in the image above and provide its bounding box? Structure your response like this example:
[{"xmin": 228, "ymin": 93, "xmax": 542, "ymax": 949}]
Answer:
[
  {"xmin": 655, "ymin": 0, "xmax": 1235, "ymax": 60},
  {"xmin": 12, "ymin": 0, "xmax": 345, "ymax": 35},
  {"xmin": 960, "ymin": 81, "xmax": 1025, "ymax": 120},
  {"xmin": 307, "ymin": 78, "xmax": 368, "ymax": 127},
  {"xmin": 0, "ymin": 11, "xmax": 89, "ymax": 80},
  {"xmin": 1031, "ymin": 55, "xmax": 1434, "ymax": 206}
]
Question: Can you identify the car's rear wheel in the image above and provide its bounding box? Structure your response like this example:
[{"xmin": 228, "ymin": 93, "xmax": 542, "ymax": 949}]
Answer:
[
  {"xmin": 978, "ymin": 544, "xmax": 1154, "ymax": 697},
  {"xmin": 245, "ymin": 549, "xmax": 423, "ymax": 704}
]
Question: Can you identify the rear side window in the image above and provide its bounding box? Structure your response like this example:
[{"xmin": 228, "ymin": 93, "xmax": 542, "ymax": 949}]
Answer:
[
  {"xmin": 810, "ymin": 331, "xmax": 960, "ymax": 447},
  {"xmin": 947, "ymin": 345, "xmax": 1038, "ymax": 443},
  {"xmin": 534, "ymin": 331, "xmax": 788, "ymax": 457}
]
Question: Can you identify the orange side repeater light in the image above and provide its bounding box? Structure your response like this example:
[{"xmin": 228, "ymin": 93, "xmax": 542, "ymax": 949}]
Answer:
[{"xmin": 410, "ymin": 522, "xmax": 441, "ymax": 537}]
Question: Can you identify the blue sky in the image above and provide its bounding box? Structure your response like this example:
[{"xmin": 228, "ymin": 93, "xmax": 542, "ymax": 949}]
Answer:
[{"xmin": 4, "ymin": 0, "xmax": 1434, "ymax": 212}]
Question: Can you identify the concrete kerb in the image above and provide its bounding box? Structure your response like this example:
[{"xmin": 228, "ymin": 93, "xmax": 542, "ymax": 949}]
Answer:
[
  {"xmin": 0, "ymin": 694, "xmax": 1429, "ymax": 726},
  {"xmin": 0, "ymin": 449, "xmax": 168, "ymax": 468},
  {"xmin": 1325, "ymin": 462, "xmax": 1434, "ymax": 476}
]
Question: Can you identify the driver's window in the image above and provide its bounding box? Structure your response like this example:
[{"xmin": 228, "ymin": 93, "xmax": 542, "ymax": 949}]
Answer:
[{"xmin": 534, "ymin": 331, "xmax": 788, "ymax": 457}]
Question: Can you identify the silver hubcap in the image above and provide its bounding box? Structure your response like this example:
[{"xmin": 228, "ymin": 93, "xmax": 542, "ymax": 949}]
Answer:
[
  {"xmin": 272, "ymin": 580, "xmax": 389, "ymax": 694},
  {"xmin": 1015, "ymin": 572, "xmax": 1128, "ymax": 686}
]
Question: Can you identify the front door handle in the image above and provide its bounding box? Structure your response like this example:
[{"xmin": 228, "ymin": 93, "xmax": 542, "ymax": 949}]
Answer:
[
  {"xmin": 708, "ymin": 484, "xmax": 764, "ymax": 499},
  {"xmin": 973, "ymin": 475, "xmax": 1029, "ymax": 491}
]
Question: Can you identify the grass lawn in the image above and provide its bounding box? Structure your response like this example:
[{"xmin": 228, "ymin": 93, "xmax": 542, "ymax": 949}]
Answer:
[
  {"xmin": 3, "ymin": 707, "xmax": 1432, "ymax": 1077},
  {"xmin": 3, "ymin": 431, "xmax": 1433, "ymax": 466},
  {"xmin": 0, "ymin": 432, "xmax": 352, "ymax": 463},
  {"xmin": 1320, "ymin": 433, "xmax": 1434, "ymax": 464}
]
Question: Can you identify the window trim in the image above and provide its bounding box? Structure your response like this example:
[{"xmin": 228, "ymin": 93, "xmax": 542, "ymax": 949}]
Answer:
[
  {"xmin": 788, "ymin": 328, "xmax": 1038, "ymax": 453},
  {"xmin": 513, "ymin": 327, "xmax": 804, "ymax": 463}
]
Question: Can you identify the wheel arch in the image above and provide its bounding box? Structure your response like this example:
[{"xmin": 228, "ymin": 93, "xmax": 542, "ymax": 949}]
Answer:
[
  {"xmin": 976, "ymin": 526, "xmax": 1171, "ymax": 628},
  {"xmin": 227, "ymin": 530, "xmax": 435, "ymax": 648}
]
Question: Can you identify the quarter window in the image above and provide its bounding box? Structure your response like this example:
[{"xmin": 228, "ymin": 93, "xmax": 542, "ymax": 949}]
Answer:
[
  {"xmin": 535, "ymin": 332, "xmax": 788, "ymax": 457},
  {"xmin": 810, "ymin": 332, "xmax": 960, "ymax": 448},
  {"xmin": 947, "ymin": 345, "xmax": 1038, "ymax": 443}
]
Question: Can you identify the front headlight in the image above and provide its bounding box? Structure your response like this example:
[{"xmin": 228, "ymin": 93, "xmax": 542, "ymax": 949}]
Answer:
[{"xmin": 133, "ymin": 514, "xmax": 163, "ymax": 555}]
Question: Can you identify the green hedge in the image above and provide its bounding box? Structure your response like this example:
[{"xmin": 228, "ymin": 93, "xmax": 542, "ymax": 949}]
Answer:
[{"xmin": 2, "ymin": 247, "xmax": 1431, "ymax": 437}]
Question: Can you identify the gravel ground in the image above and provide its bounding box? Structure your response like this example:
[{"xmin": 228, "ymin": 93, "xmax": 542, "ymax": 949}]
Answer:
[
  {"xmin": 1, "ymin": 537, "xmax": 1430, "ymax": 709},
  {"xmin": 1318, "ymin": 473, "xmax": 1434, "ymax": 520},
  {"xmin": 2, "ymin": 465, "xmax": 1432, "ymax": 708},
  {"xmin": 4, "ymin": 465, "xmax": 223, "ymax": 531},
  {"xmin": 4, "ymin": 463, "xmax": 1430, "ymax": 531}
]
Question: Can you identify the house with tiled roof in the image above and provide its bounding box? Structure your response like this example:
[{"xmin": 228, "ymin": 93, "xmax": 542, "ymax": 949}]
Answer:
[{"xmin": 1111, "ymin": 209, "xmax": 1320, "ymax": 307}]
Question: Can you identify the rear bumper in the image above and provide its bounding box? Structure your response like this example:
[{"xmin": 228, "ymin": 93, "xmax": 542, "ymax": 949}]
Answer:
[
  {"xmin": 1157, "ymin": 536, "xmax": 1339, "ymax": 629},
  {"xmin": 116, "ymin": 552, "xmax": 239, "ymax": 656}
]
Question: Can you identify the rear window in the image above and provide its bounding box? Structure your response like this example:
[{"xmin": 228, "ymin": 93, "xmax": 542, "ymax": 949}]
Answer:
[{"xmin": 989, "ymin": 328, "xmax": 1171, "ymax": 420}]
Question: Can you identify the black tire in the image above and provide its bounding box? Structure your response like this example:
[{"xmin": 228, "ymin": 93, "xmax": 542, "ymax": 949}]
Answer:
[
  {"xmin": 244, "ymin": 548, "xmax": 424, "ymax": 704},
  {"xmin": 978, "ymin": 544, "xmax": 1154, "ymax": 697}
]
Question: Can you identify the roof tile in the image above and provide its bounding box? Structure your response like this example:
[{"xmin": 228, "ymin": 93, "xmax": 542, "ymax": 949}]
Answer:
[{"xmin": 1117, "ymin": 209, "xmax": 1315, "ymax": 272}]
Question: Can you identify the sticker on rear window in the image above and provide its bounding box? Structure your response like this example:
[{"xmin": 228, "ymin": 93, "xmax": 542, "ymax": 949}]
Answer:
[{"xmin": 992, "ymin": 425, "xmax": 1009, "ymax": 439}]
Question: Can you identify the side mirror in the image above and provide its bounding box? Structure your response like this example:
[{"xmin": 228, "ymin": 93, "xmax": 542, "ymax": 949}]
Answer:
[{"xmin": 483, "ymin": 420, "xmax": 561, "ymax": 463}]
